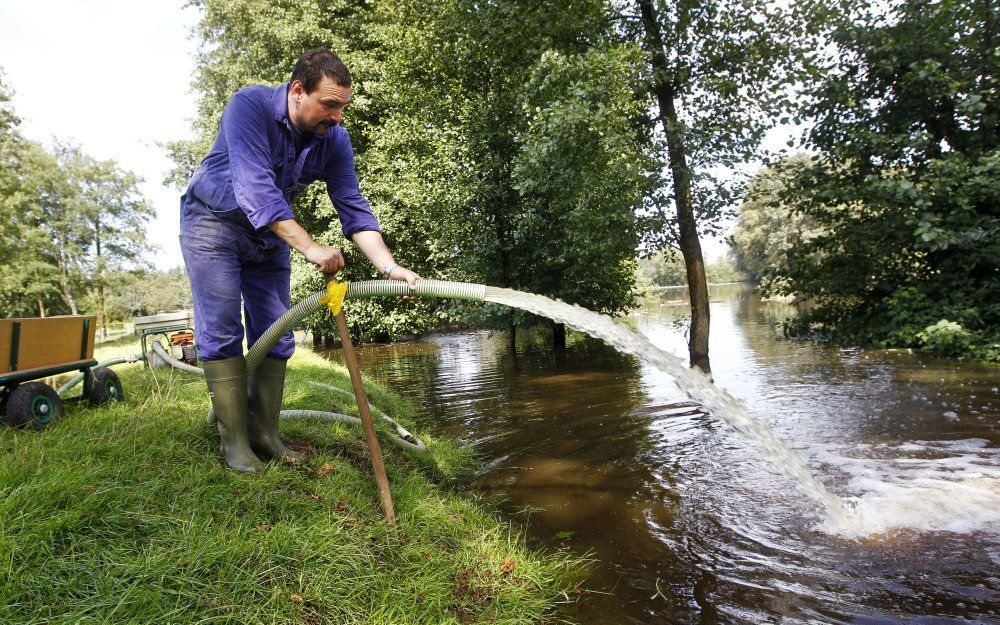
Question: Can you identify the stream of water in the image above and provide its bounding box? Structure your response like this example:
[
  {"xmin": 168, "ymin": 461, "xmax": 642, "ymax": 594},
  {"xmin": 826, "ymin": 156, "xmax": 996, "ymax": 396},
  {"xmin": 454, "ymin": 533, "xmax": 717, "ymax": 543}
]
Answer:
[
  {"xmin": 483, "ymin": 286, "xmax": 853, "ymax": 531},
  {"xmin": 321, "ymin": 284, "xmax": 999, "ymax": 623}
]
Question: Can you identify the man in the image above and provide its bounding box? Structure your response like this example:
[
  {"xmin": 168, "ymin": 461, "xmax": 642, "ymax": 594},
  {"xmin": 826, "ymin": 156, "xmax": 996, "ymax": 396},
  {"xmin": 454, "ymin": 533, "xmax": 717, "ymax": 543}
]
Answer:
[{"xmin": 180, "ymin": 49, "xmax": 419, "ymax": 472}]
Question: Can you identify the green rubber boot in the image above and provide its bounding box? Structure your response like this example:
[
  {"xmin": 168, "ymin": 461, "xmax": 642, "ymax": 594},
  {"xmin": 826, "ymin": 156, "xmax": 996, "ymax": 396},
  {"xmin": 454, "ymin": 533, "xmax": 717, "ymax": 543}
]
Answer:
[
  {"xmin": 202, "ymin": 358, "xmax": 265, "ymax": 473},
  {"xmin": 248, "ymin": 357, "xmax": 305, "ymax": 464}
]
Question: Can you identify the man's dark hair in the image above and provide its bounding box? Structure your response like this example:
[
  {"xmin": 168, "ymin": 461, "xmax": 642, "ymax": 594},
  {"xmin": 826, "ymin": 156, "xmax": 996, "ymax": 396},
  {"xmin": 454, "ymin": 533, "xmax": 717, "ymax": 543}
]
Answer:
[{"xmin": 290, "ymin": 48, "xmax": 352, "ymax": 92}]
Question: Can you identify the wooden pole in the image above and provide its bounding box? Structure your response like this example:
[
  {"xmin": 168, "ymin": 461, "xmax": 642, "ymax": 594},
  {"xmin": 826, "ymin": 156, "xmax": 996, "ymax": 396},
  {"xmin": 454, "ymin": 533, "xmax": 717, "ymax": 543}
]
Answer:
[{"xmin": 334, "ymin": 309, "xmax": 397, "ymax": 527}]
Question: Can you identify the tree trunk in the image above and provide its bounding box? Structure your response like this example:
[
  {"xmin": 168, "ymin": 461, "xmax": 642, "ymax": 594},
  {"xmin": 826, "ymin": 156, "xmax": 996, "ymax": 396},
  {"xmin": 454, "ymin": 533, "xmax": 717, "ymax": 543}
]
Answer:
[
  {"xmin": 638, "ymin": 0, "xmax": 712, "ymax": 374},
  {"xmin": 55, "ymin": 249, "xmax": 79, "ymax": 315},
  {"xmin": 95, "ymin": 217, "xmax": 107, "ymax": 339},
  {"xmin": 551, "ymin": 321, "xmax": 566, "ymax": 352},
  {"xmin": 59, "ymin": 274, "xmax": 78, "ymax": 315},
  {"xmin": 37, "ymin": 298, "xmax": 45, "ymax": 318},
  {"xmin": 494, "ymin": 195, "xmax": 518, "ymax": 360}
]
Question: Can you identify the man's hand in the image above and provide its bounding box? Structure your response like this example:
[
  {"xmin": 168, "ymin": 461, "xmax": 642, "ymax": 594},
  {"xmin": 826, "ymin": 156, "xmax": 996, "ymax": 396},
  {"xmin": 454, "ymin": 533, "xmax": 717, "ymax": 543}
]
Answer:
[
  {"xmin": 304, "ymin": 243, "xmax": 345, "ymax": 274},
  {"xmin": 387, "ymin": 265, "xmax": 421, "ymax": 290},
  {"xmin": 268, "ymin": 219, "xmax": 345, "ymax": 274}
]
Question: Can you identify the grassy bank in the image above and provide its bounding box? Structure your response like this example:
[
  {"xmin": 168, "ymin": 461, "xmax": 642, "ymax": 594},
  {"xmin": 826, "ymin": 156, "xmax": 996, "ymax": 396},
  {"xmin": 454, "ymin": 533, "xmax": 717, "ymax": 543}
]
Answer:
[{"xmin": 0, "ymin": 345, "xmax": 583, "ymax": 624}]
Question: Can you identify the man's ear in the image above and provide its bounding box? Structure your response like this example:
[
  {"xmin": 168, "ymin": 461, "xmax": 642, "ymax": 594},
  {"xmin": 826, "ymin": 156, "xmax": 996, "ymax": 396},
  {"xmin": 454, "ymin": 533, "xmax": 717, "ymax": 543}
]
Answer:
[{"xmin": 290, "ymin": 79, "xmax": 305, "ymax": 96}]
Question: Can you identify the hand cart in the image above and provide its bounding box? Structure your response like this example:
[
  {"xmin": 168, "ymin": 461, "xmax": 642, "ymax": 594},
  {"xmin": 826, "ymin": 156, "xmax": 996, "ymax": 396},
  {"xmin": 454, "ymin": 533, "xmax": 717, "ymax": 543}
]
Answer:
[{"xmin": 0, "ymin": 315, "xmax": 123, "ymax": 430}]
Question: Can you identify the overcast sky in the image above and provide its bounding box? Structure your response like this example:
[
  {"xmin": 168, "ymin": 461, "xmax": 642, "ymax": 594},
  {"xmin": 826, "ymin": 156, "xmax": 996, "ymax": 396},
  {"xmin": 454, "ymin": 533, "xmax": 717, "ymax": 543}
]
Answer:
[{"xmin": 0, "ymin": 0, "xmax": 199, "ymax": 270}]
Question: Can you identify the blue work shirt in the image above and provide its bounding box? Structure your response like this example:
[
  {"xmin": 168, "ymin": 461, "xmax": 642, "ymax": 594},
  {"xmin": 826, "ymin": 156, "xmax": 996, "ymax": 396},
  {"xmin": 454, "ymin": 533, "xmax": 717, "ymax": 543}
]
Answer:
[{"xmin": 182, "ymin": 82, "xmax": 380, "ymax": 241}]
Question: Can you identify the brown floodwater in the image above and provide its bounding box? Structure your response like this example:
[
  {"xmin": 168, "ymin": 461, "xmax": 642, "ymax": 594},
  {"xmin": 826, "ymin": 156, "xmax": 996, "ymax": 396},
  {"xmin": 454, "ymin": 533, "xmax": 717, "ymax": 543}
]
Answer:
[{"xmin": 320, "ymin": 284, "xmax": 1000, "ymax": 624}]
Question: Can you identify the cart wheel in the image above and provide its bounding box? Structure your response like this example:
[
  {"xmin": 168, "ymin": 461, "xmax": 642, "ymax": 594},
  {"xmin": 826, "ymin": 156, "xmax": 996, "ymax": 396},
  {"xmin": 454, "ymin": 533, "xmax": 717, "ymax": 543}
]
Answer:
[
  {"xmin": 87, "ymin": 368, "xmax": 124, "ymax": 406},
  {"xmin": 6, "ymin": 382, "xmax": 64, "ymax": 430}
]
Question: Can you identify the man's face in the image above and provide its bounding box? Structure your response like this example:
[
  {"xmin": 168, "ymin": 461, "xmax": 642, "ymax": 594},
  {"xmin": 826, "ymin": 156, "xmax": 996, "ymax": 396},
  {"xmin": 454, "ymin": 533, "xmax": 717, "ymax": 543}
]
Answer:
[{"xmin": 288, "ymin": 76, "xmax": 351, "ymax": 135}]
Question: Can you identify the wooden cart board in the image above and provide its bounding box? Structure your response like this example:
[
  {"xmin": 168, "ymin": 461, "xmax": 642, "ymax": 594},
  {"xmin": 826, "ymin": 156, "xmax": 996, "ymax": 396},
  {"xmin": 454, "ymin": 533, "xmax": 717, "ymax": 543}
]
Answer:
[{"xmin": 0, "ymin": 316, "xmax": 96, "ymax": 377}]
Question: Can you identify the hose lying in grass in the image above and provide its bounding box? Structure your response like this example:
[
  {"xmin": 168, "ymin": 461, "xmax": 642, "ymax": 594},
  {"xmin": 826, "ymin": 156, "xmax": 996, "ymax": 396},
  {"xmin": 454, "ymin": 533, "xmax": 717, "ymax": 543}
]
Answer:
[
  {"xmin": 148, "ymin": 340, "xmax": 428, "ymax": 453},
  {"xmin": 56, "ymin": 354, "xmax": 143, "ymax": 396}
]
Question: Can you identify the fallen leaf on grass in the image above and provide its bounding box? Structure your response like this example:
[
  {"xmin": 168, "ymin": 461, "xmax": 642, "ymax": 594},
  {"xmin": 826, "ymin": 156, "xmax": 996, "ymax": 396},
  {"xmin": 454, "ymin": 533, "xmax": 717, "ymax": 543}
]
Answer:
[{"xmin": 290, "ymin": 594, "xmax": 304, "ymax": 604}]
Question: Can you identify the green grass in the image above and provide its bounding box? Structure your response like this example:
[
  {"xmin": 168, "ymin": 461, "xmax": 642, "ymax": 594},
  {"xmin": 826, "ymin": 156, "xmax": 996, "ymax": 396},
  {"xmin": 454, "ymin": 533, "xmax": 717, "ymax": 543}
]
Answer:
[{"xmin": 0, "ymin": 347, "xmax": 584, "ymax": 624}]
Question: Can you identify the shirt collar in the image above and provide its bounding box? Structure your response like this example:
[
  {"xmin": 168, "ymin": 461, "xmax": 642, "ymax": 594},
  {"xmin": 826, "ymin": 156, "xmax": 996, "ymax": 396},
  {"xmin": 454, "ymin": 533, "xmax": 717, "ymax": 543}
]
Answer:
[{"xmin": 273, "ymin": 82, "xmax": 291, "ymax": 124}]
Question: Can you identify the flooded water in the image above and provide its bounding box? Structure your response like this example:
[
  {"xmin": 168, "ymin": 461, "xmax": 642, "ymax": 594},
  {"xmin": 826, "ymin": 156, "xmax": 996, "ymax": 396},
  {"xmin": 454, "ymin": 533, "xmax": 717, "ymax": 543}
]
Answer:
[{"xmin": 321, "ymin": 284, "xmax": 1000, "ymax": 624}]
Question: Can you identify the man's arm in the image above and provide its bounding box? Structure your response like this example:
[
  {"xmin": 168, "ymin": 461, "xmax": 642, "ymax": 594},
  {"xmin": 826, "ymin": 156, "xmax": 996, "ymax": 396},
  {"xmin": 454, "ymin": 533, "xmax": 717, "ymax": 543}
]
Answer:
[
  {"xmin": 269, "ymin": 219, "xmax": 344, "ymax": 274},
  {"xmin": 269, "ymin": 220, "xmax": 420, "ymax": 288},
  {"xmin": 352, "ymin": 230, "xmax": 420, "ymax": 289}
]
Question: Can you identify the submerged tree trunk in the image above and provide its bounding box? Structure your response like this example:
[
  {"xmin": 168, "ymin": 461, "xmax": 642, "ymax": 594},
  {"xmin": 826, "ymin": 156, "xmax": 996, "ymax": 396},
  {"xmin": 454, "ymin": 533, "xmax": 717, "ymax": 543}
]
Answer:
[
  {"xmin": 551, "ymin": 321, "xmax": 566, "ymax": 352},
  {"xmin": 638, "ymin": 0, "xmax": 712, "ymax": 374}
]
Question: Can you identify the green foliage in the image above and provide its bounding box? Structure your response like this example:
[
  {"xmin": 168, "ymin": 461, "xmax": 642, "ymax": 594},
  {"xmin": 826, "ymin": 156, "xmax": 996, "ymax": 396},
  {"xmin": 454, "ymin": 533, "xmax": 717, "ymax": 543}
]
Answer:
[
  {"xmin": 917, "ymin": 319, "xmax": 976, "ymax": 357},
  {"xmin": 79, "ymin": 268, "xmax": 193, "ymax": 322},
  {"xmin": 511, "ymin": 46, "xmax": 654, "ymax": 316},
  {"xmin": 767, "ymin": 0, "xmax": 1000, "ymax": 360},
  {"xmin": 639, "ymin": 248, "xmax": 743, "ymax": 287},
  {"xmin": 367, "ymin": 0, "xmax": 651, "ymax": 326},
  {"xmin": 625, "ymin": 0, "xmax": 820, "ymax": 249},
  {"xmin": 731, "ymin": 156, "xmax": 823, "ymax": 283},
  {"xmin": 638, "ymin": 248, "xmax": 687, "ymax": 287},
  {"xmin": 705, "ymin": 255, "xmax": 743, "ymax": 284},
  {"xmin": 0, "ymin": 137, "xmax": 156, "ymax": 321},
  {"xmin": 1, "ymin": 73, "xmax": 157, "ymax": 322}
]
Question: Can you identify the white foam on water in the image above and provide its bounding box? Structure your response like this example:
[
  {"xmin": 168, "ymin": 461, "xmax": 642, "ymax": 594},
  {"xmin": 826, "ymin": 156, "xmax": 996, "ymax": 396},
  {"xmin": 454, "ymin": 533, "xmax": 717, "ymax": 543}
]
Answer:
[{"xmin": 814, "ymin": 440, "xmax": 1000, "ymax": 537}]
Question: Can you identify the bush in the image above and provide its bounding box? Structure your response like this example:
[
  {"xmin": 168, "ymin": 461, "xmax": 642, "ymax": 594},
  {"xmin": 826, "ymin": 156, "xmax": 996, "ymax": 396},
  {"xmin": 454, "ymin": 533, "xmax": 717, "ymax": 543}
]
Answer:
[{"xmin": 917, "ymin": 319, "xmax": 976, "ymax": 357}]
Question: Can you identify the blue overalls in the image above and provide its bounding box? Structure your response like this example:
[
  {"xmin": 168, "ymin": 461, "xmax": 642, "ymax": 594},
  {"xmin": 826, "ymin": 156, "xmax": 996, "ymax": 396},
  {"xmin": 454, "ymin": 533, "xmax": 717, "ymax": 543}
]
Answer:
[{"xmin": 180, "ymin": 83, "xmax": 380, "ymax": 361}]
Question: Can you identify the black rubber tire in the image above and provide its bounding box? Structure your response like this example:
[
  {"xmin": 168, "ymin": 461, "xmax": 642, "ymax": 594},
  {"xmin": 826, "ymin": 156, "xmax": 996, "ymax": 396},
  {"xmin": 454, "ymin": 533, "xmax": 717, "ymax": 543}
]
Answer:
[
  {"xmin": 6, "ymin": 382, "xmax": 64, "ymax": 430},
  {"xmin": 86, "ymin": 368, "xmax": 124, "ymax": 406}
]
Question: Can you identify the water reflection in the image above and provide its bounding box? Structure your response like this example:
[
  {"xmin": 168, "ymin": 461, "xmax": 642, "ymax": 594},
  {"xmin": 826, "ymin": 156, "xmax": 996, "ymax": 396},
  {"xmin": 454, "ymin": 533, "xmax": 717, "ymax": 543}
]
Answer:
[{"xmin": 319, "ymin": 284, "xmax": 999, "ymax": 624}]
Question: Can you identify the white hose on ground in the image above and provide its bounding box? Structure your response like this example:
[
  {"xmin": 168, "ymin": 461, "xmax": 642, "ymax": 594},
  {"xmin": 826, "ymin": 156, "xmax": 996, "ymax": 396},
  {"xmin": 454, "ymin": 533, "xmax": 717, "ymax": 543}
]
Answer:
[
  {"xmin": 57, "ymin": 354, "xmax": 143, "ymax": 396},
  {"xmin": 305, "ymin": 381, "xmax": 426, "ymax": 452},
  {"xmin": 279, "ymin": 409, "xmax": 428, "ymax": 453}
]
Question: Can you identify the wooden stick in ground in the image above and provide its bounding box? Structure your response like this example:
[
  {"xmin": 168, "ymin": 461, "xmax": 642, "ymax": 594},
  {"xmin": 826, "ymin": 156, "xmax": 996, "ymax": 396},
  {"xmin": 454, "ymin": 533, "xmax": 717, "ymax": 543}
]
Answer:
[{"xmin": 334, "ymin": 309, "xmax": 397, "ymax": 527}]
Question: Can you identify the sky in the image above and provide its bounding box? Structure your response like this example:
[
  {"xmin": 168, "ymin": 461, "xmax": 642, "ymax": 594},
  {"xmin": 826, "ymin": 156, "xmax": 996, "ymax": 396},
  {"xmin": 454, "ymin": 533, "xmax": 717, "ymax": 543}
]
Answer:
[
  {"xmin": 0, "ymin": 0, "xmax": 199, "ymax": 270},
  {"xmin": 0, "ymin": 1, "xmax": 736, "ymax": 271}
]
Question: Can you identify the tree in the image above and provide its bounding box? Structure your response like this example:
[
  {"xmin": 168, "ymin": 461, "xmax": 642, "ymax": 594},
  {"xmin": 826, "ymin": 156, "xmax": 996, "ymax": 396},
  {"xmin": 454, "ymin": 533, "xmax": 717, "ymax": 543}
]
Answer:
[
  {"xmin": 638, "ymin": 248, "xmax": 687, "ymax": 286},
  {"xmin": 769, "ymin": 0, "xmax": 999, "ymax": 357},
  {"xmin": 510, "ymin": 46, "xmax": 656, "ymax": 347},
  {"xmin": 59, "ymin": 146, "xmax": 157, "ymax": 336},
  {"xmin": 15, "ymin": 142, "xmax": 89, "ymax": 315},
  {"xmin": 730, "ymin": 156, "xmax": 822, "ymax": 283},
  {"xmin": 365, "ymin": 0, "xmax": 655, "ymax": 348},
  {"xmin": 620, "ymin": 0, "xmax": 816, "ymax": 372},
  {"xmin": 0, "ymin": 76, "xmax": 68, "ymax": 317},
  {"xmin": 1, "ymin": 69, "xmax": 25, "ymax": 268},
  {"xmin": 83, "ymin": 267, "xmax": 192, "ymax": 321}
]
